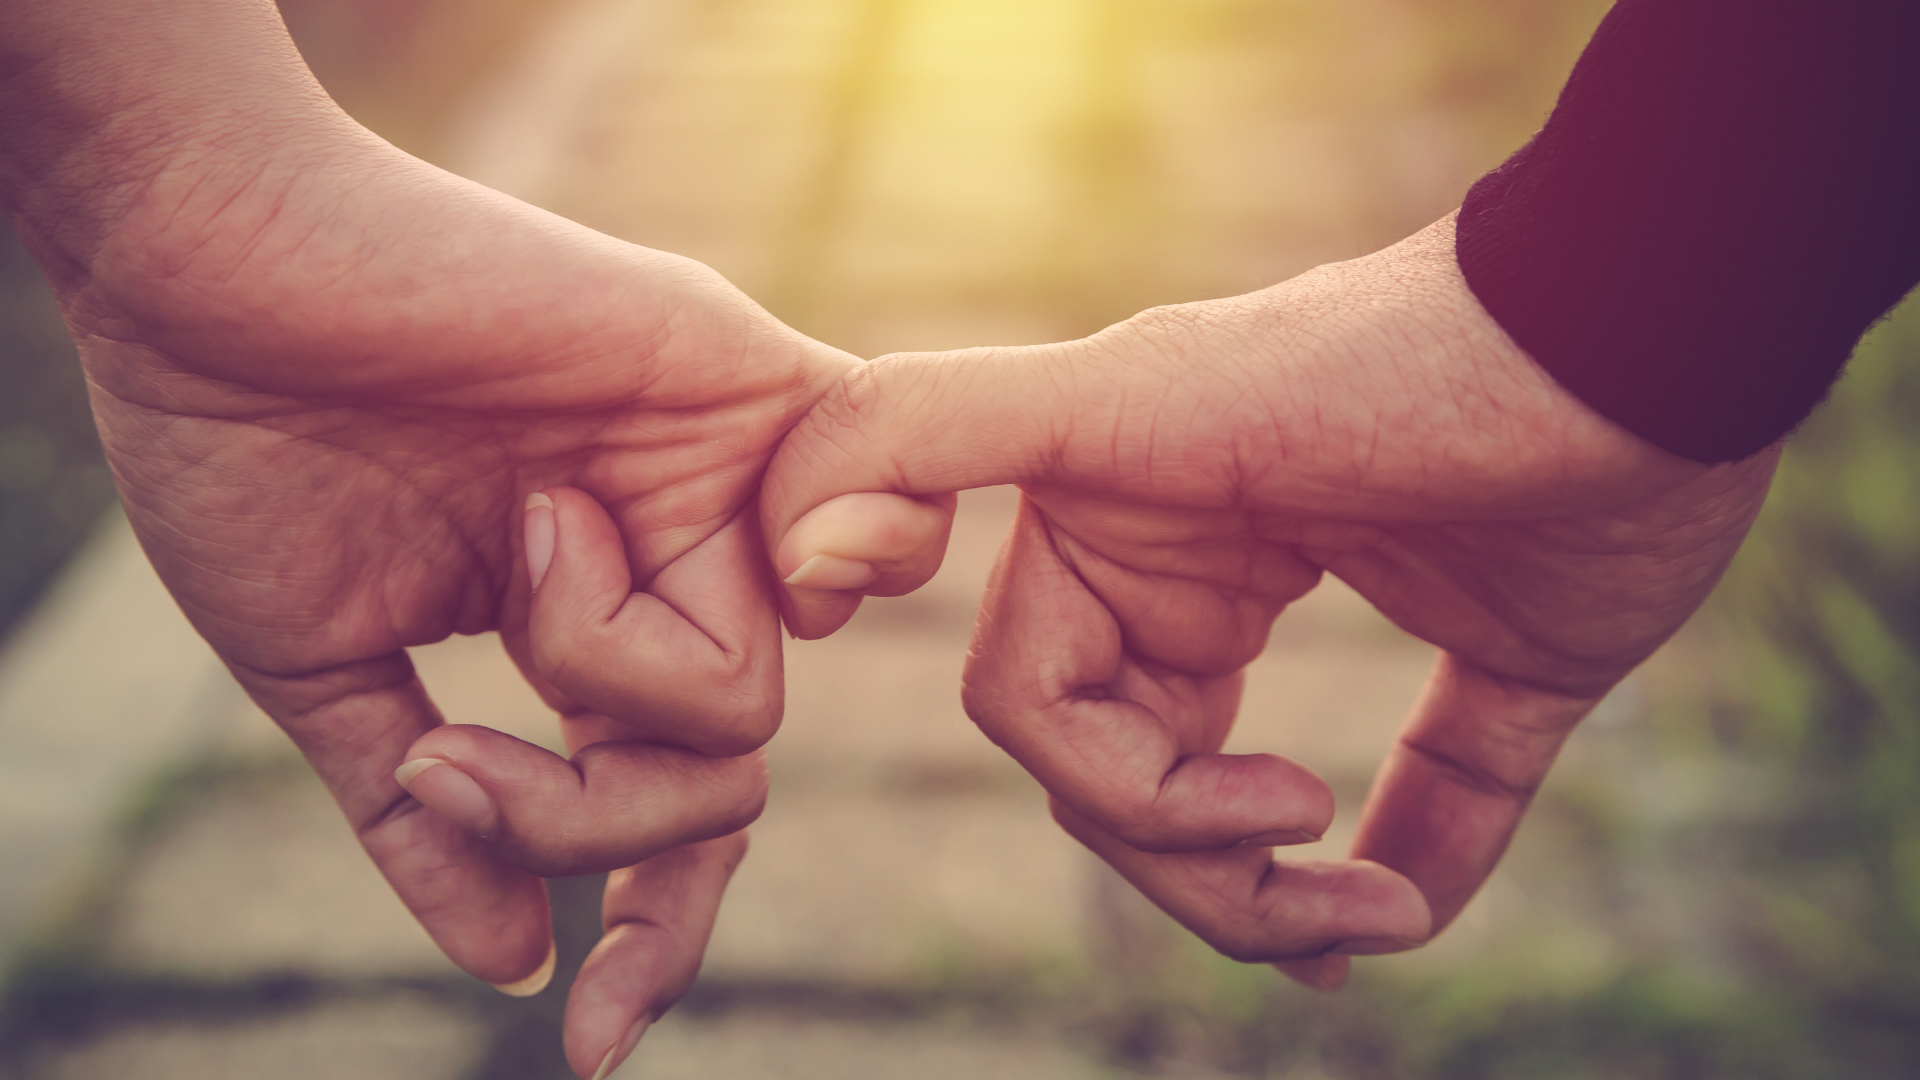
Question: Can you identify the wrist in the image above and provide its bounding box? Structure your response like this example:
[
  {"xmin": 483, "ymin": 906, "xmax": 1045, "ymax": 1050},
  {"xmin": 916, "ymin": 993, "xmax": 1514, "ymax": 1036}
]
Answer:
[{"xmin": 0, "ymin": 0, "xmax": 351, "ymax": 295}]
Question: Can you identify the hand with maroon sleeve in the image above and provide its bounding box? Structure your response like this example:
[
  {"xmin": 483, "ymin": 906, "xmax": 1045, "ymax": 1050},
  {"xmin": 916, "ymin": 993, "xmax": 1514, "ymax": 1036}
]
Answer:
[{"xmin": 758, "ymin": 215, "xmax": 1778, "ymax": 986}]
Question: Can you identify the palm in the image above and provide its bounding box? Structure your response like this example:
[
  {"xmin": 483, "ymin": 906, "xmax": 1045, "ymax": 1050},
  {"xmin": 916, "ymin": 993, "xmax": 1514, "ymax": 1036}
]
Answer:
[
  {"xmin": 93, "ymin": 334, "xmax": 818, "ymax": 688},
  {"xmin": 75, "ymin": 149, "xmax": 837, "ymax": 679},
  {"xmin": 1317, "ymin": 476, "xmax": 1774, "ymax": 699}
]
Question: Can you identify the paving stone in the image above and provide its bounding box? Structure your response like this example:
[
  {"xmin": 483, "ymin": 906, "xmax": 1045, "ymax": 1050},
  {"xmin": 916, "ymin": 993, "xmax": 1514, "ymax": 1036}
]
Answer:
[
  {"xmin": 21, "ymin": 997, "xmax": 485, "ymax": 1080},
  {"xmin": 0, "ymin": 513, "xmax": 236, "ymax": 957},
  {"xmin": 98, "ymin": 767, "xmax": 454, "ymax": 981},
  {"xmin": 615, "ymin": 1009, "xmax": 1125, "ymax": 1080},
  {"xmin": 705, "ymin": 777, "xmax": 1090, "ymax": 983}
]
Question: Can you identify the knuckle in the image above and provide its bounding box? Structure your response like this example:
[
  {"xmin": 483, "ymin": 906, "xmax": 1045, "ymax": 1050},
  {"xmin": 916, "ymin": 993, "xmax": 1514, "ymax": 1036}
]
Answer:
[
  {"xmin": 789, "ymin": 352, "xmax": 944, "ymax": 490},
  {"xmin": 685, "ymin": 686, "xmax": 781, "ymax": 757},
  {"xmin": 730, "ymin": 694, "xmax": 784, "ymax": 749},
  {"xmin": 717, "ymin": 782, "xmax": 768, "ymax": 834},
  {"xmin": 802, "ymin": 363, "xmax": 887, "ymax": 456},
  {"xmin": 689, "ymin": 725, "xmax": 770, "ymax": 759},
  {"xmin": 1105, "ymin": 301, "xmax": 1211, "ymax": 361},
  {"xmin": 1101, "ymin": 794, "xmax": 1182, "ymax": 852},
  {"xmin": 527, "ymin": 623, "xmax": 573, "ymax": 685}
]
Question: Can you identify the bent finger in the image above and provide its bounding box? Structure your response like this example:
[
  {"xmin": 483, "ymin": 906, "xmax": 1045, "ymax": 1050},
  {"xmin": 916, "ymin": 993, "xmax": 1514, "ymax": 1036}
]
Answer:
[
  {"xmin": 1054, "ymin": 799, "xmax": 1431, "ymax": 962},
  {"xmin": 774, "ymin": 491, "xmax": 957, "ymax": 639},
  {"xmin": 963, "ymin": 497, "xmax": 1333, "ymax": 851},
  {"xmin": 233, "ymin": 655, "xmax": 554, "ymax": 990},
  {"xmin": 525, "ymin": 488, "xmax": 783, "ymax": 756},
  {"xmin": 396, "ymin": 724, "xmax": 767, "ymax": 877},
  {"xmin": 564, "ymin": 832, "xmax": 748, "ymax": 1080},
  {"xmin": 1349, "ymin": 653, "xmax": 1597, "ymax": 937}
]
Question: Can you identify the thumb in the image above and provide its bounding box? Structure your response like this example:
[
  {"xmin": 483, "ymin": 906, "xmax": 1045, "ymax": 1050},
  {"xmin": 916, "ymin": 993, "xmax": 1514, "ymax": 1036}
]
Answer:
[{"xmin": 761, "ymin": 339, "xmax": 1117, "ymax": 639}]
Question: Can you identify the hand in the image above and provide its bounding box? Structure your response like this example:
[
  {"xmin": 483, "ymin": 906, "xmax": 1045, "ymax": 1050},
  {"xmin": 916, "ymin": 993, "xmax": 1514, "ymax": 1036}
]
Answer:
[
  {"xmin": 4, "ymin": 3, "xmax": 852, "ymax": 1074},
  {"xmin": 760, "ymin": 214, "xmax": 1779, "ymax": 986}
]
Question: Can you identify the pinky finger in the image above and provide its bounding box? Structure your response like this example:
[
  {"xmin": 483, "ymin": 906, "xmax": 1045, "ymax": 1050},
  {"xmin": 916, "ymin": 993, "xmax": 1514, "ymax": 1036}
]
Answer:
[{"xmin": 563, "ymin": 832, "xmax": 748, "ymax": 1080}]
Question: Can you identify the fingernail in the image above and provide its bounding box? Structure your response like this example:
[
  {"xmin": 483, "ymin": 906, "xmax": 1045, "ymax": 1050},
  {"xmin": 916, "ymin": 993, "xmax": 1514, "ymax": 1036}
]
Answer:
[
  {"xmin": 591, "ymin": 1015, "xmax": 653, "ymax": 1080},
  {"xmin": 1240, "ymin": 828, "xmax": 1320, "ymax": 847},
  {"xmin": 782, "ymin": 553, "xmax": 878, "ymax": 591},
  {"xmin": 525, "ymin": 492, "xmax": 556, "ymax": 590},
  {"xmin": 393, "ymin": 757, "xmax": 500, "ymax": 837},
  {"xmin": 491, "ymin": 938, "xmax": 557, "ymax": 997}
]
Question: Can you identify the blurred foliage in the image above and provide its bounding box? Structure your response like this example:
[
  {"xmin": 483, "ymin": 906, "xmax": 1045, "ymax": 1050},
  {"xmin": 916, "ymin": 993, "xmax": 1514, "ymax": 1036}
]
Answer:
[
  {"xmin": 1696, "ymin": 294, "xmax": 1920, "ymax": 1066},
  {"xmin": 0, "ymin": 225, "xmax": 116, "ymax": 646}
]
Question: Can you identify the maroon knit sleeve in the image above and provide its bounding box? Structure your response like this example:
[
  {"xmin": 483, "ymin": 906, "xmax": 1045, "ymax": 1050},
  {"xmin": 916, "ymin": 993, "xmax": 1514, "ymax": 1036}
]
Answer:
[{"xmin": 1456, "ymin": 0, "xmax": 1920, "ymax": 463}]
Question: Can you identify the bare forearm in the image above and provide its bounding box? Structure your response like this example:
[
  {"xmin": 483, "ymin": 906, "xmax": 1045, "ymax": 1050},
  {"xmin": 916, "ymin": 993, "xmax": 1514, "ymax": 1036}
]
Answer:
[{"xmin": 0, "ymin": 0, "xmax": 346, "ymax": 286}]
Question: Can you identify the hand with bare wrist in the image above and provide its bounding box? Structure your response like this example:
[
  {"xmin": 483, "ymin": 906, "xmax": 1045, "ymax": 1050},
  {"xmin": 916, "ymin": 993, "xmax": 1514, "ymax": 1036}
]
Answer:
[{"xmin": 3, "ymin": 2, "xmax": 855, "ymax": 1075}]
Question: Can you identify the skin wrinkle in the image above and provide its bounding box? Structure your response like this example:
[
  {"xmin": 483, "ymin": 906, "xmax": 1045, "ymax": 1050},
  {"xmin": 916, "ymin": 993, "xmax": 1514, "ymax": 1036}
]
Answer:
[
  {"xmin": 153, "ymin": 153, "xmax": 282, "ymax": 284},
  {"xmin": 276, "ymin": 203, "xmax": 357, "ymax": 303},
  {"xmin": 807, "ymin": 363, "xmax": 894, "ymax": 484},
  {"xmin": 1049, "ymin": 511, "xmax": 1279, "ymax": 667},
  {"xmin": 1038, "ymin": 537, "xmax": 1228, "ymax": 835},
  {"xmin": 659, "ymin": 282, "xmax": 750, "ymax": 399},
  {"xmin": 359, "ymin": 785, "xmax": 439, "ymax": 842},
  {"xmin": 1344, "ymin": 540, "xmax": 1610, "ymax": 695},
  {"xmin": 124, "ymin": 401, "xmax": 506, "ymax": 658},
  {"xmin": 233, "ymin": 651, "xmax": 421, "ymax": 723},
  {"xmin": 1106, "ymin": 379, "xmax": 1133, "ymax": 483},
  {"xmin": 1234, "ymin": 861, "xmax": 1315, "ymax": 961},
  {"xmin": 82, "ymin": 343, "xmax": 308, "ymax": 420},
  {"xmin": 1286, "ymin": 324, "xmax": 1344, "ymax": 480},
  {"xmin": 556, "ymin": 606, "xmax": 770, "ymax": 743},
  {"xmin": 146, "ymin": 161, "xmax": 218, "ymax": 250},
  {"xmin": 886, "ymin": 363, "xmax": 953, "ymax": 488},
  {"xmin": 1412, "ymin": 505, "xmax": 1741, "ymax": 680},
  {"xmin": 1396, "ymin": 732, "xmax": 1544, "ymax": 805}
]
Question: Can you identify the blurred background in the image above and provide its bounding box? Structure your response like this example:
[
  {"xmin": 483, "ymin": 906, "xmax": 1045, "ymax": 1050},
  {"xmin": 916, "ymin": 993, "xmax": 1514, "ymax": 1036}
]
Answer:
[{"xmin": 3, "ymin": 0, "xmax": 1918, "ymax": 1077}]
